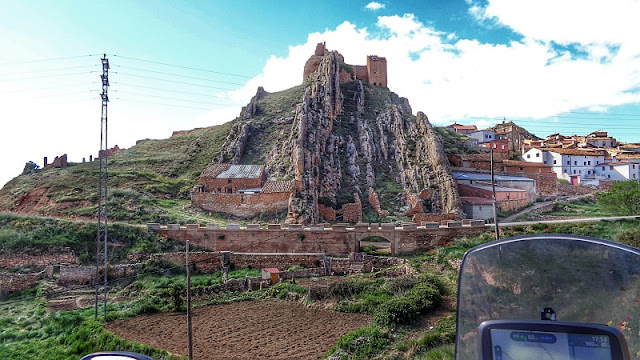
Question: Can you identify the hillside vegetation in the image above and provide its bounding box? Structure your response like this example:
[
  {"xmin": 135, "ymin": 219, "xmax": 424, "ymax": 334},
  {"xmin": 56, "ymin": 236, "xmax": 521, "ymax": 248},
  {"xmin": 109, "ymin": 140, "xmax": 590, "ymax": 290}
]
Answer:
[{"xmin": 0, "ymin": 122, "xmax": 233, "ymax": 223}]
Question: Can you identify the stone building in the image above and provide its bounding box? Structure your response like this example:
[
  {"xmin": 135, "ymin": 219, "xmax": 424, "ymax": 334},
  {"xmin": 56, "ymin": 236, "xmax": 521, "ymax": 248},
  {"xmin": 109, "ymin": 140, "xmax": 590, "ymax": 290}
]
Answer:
[{"xmin": 192, "ymin": 164, "xmax": 295, "ymax": 218}]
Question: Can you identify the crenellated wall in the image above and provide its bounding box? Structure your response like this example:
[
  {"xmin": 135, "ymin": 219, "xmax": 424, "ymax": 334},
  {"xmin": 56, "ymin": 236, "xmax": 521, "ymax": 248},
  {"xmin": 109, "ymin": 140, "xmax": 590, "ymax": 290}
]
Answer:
[{"xmin": 148, "ymin": 221, "xmax": 488, "ymax": 256}]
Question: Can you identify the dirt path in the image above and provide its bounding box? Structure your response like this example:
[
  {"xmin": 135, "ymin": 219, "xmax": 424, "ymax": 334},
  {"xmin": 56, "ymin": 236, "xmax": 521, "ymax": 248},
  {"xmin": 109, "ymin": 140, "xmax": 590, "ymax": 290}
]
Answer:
[{"xmin": 106, "ymin": 300, "xmax": 370, "ymax": 360}]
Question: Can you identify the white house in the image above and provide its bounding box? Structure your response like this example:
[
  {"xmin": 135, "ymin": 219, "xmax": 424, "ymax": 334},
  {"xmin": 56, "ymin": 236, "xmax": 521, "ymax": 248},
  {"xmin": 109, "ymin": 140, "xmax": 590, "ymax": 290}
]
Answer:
[
  {"xmin": 468, "ymin": 130, "xmax": 495, "ymax": 144},
  {"xmin": 523, "ymin": 148, "xmax": 606, "ymax": 182},
  {"xmin": 594, "ymin": 161, "xmax": 640, "ymax": 181}
]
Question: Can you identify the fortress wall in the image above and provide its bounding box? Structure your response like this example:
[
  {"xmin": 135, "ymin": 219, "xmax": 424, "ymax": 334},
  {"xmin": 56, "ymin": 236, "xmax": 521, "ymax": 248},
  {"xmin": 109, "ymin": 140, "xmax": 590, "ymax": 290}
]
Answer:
[{"xmin": 152, "ymin": 225, "xmax": 488, "ymax": 256}]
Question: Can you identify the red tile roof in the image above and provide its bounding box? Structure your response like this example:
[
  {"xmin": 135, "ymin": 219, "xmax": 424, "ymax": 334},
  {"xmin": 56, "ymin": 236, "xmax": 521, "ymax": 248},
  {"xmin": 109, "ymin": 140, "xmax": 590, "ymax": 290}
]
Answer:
[
  {"xmin": 461, "ymin": 196, "xmax": 493, "ymax": 204},
  {"xmin": 540, "ymin": 148, "xmax": 606, "ymax": 156},
  {"xmin": 262, "ymin": 268, "xmax": 280, "ymax": 273}
]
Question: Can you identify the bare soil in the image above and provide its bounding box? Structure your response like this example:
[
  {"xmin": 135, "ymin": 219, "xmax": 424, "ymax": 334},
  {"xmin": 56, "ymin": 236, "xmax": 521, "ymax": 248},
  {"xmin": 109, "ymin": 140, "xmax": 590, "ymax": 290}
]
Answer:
[{"xmin": 106, "ymin": 300, "xmax": 371, "ymax": 360}]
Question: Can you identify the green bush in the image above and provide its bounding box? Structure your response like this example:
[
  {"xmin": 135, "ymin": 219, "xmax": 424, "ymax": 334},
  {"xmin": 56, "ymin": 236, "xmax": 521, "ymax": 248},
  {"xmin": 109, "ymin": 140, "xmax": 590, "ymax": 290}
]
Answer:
[
  {"xmin": 373, "ymin": 276, "xmax": 442, "ymax": 328},
  {"xmin": 325, "ymin": 325, "xmax": 390, "ymax": 360}
]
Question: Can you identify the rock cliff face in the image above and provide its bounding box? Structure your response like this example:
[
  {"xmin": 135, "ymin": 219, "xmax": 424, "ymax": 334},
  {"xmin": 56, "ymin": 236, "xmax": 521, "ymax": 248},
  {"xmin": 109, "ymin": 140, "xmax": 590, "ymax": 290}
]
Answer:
[{"xmin": 214, "ymin": 49, "xmax": 463, "ymax": 223}]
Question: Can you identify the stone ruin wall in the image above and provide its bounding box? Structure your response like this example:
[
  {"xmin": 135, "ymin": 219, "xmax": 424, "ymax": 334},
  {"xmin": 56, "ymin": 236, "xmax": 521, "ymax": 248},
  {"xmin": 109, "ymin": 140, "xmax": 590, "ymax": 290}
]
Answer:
[
  {"xmin": 303, "ymin": 43, "xmax": 387, "ymax": 88},
  {"xmin": 0, "ymin": 252, "xmax": 80, "ymax": 269}
]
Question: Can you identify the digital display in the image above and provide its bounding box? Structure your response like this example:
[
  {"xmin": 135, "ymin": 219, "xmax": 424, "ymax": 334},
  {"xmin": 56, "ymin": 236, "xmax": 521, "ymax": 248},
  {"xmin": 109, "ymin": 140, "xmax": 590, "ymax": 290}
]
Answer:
[{"xmin": 490, "ymin": 329, "xmax": 612, "ymax": 360}]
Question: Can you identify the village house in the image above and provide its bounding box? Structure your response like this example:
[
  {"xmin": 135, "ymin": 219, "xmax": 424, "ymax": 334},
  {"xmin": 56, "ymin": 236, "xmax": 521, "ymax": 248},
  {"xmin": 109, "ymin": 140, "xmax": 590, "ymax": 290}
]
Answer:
[
  {"xmin": 468, "ymin": 130, "xmax": 495, "ymax": 144},
  {"xmin": 192, "ymin": 164, "xmax": 295, "ymax": 218},
  {"xmin": 594, "ymin": 161, "xmax": 640, "ymax": 181},
  {"xmin": 457, "ymin": 183, "xmax": 527, "ymax": 212},
  {"xmin": 445, "ymin": 122, "xmax": 478, "ymax": 135},
  {"xmin": 460, "ymin": 197, "xmax": 494, "ymax": 221},
  {"xmin": 454, "ymin": 172, "xmax": 537, "ymax": 203},
  {"xmin": 585, "ymin": 130, "xmax": 616, "ymax": 148},
  {"xmin": 523, "ymin": 148, "xmax": 607, "ymax": 184},
  {"xmin": 478, "ymin": 139, "xmax": 509, "ymax": 153}
]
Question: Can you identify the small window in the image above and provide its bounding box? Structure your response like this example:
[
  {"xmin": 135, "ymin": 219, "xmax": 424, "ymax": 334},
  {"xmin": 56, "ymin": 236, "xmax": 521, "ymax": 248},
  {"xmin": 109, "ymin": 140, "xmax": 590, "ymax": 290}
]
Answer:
[
  {"xmin": 610, "ymin": 166, "xmax": 614, "ymax": 170},
  {"xmin": 553, "ymin": 160, "xmax": 557, "ymax": 164},
  {"xmin": 527, "ymin": 154, "xmax": 531, "ymax": 159},
  {"xmin": 583, "ymin": 162, "xmax": 586, "ymax": 166},
  {"xmin": 587, "ymin": 170, "xmax": 591, "ymax": 174},
  {"xmin": 588, "ymin": 161, "xmax": 591, "ymax": 165},
  {"xmin": 634, "ymin": 174, "xmax": 637, "ymax": 179},
  {"xmin": 574, "ymin": 161, "xmax": 577, "ymax": 165},
  {"xmin": 573, "ymin": 170, "xmax": 577, "ymax": 174},
  {"xmin": 563, "ymin": 169, "xmax": 568, "ymax": 173},
  {"xmin": 520, "ymin": 167, "xmax": 524, "ymax": 171},
  {"xmin": 536, "ymin": 153, "xmax": 540, "ymax": 157},
  {"xmin": 607, "ymin": 174, "xmax": 611, "ymax": 179},
  {"xmin": 567, "ymin": 161, "xmax": 570, "ymax": 165},
  {"xmin": 596, "ymin": 161, "xmax": 599, "ymax": 165},
  {"xmin": 602, "ymin": 166, "xmax": 605, "ymax": 171}
]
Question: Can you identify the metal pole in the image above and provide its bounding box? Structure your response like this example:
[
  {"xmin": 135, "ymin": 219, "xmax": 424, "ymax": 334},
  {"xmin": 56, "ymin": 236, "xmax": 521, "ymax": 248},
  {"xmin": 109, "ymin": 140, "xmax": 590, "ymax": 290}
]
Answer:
[
  {"xmin": 491, "ymin": 146, "xmax": 500, "ymax": 240},
  {"xmin": 186, "ymin": 241, "xmax": 193, "ymax": 360},
  {"xmin": 95, "ymin": 54, "xmax": 110, "ymax": 320}
]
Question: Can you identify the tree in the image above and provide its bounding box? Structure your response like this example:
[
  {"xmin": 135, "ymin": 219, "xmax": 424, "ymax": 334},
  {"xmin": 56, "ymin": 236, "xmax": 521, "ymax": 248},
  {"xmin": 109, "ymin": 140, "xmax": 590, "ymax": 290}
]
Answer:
[{"xmin": 597, "ymin": 180, "xmax": 640, "ymax": 215}]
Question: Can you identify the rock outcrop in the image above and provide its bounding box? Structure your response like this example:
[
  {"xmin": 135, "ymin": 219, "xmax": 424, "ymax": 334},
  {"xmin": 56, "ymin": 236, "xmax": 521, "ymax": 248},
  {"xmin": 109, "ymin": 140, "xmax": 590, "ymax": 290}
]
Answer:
[{"xmin": 209, "ymin": 44, "xmax": 463, "ymax": 223}]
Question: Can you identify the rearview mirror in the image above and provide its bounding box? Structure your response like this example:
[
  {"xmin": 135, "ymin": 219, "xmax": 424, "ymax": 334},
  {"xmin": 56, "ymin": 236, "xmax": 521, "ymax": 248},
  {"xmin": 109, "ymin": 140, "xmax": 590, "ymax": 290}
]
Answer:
[{"xmin": 80, "ymin": 352, "xmax": 155, "ymax": 360}]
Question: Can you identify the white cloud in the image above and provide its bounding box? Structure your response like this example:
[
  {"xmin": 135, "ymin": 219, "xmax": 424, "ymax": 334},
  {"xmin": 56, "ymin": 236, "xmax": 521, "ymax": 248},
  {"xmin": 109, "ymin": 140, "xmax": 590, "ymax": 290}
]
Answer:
[
  {"xmin": 225, "ymin": 11, "xmax": 639, "ymax": 130},
  {"xmin": 473, "ymin": 0, "xmax": 640, "ymax": 48},
  {"xmin": 365, "ymin": 2, "xmax": 385, "ymax": 11}
]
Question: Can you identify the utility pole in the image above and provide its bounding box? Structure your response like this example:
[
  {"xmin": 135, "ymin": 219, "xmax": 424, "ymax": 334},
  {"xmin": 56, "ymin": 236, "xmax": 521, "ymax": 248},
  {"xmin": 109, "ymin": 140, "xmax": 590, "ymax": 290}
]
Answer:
[
  {"xmin": 95, "ymin": 54, "xmax": 110, "ymax": 320},
  {"xmin": 490, "ymin": 146, "xmax": 500, "ymax": 240},
  {"xmin": 186, "ymin": 241, "xmax": 193, "ymax": 360}
]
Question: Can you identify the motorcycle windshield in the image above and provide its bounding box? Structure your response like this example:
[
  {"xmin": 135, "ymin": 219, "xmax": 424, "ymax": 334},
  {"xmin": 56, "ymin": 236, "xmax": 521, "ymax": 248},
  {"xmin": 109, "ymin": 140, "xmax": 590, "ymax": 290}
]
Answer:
[{"xmin": 455, "ymin": 234, "xmax": 640, "ymax": 360}]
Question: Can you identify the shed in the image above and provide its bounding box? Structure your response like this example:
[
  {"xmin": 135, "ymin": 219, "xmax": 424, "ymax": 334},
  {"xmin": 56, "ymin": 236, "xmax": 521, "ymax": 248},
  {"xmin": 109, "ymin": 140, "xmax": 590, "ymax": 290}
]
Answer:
[{"xmin": 261, "ymin": 268, "xmax": 280, "ymax": 285}]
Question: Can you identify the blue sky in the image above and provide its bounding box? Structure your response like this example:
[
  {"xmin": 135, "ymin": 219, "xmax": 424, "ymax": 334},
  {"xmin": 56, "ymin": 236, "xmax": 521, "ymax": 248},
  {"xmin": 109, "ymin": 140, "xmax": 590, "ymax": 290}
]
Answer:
[{"xmin": 1, "ymin": 0, "xmax": 639, "ymax": 187}]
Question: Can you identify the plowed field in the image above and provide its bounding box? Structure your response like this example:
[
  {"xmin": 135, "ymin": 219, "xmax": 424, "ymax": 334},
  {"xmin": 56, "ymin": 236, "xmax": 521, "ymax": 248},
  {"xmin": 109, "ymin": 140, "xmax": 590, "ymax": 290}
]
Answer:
[{"xmin": 106, "ymin": 300, "xmax": 370, "ymax": 360}]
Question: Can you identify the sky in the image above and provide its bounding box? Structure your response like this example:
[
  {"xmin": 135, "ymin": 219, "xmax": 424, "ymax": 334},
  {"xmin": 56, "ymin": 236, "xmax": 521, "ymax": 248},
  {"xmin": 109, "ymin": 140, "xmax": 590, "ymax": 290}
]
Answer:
[{"xmin": 1, "ymin": 0, "xmax": 639, "ymax": 188}]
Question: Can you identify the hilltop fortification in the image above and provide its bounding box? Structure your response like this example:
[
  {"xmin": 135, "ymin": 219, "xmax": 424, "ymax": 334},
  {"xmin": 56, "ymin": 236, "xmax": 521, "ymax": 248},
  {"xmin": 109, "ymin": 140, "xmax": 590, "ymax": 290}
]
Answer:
[{"xmin": 303, "ymin": 42, "xmax": 388, "ymax": 87}]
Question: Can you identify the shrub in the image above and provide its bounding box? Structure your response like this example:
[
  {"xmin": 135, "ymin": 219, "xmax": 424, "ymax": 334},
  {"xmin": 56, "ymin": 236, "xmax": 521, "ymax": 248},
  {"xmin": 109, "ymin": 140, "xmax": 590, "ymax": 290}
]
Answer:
[
  {"xmin": 618, "ymin": 228, "xmax": 640, "ymax": 249},
  {"xmin": 326, "ymin": 325, "xmax": 390, "ymax": 360}
]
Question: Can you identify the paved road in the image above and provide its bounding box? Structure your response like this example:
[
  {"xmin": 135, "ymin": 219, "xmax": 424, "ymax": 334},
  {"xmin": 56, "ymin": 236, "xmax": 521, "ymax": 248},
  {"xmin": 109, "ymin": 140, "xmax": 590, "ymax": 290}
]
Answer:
[
  {"xmin": 495, "ymin": 215, "xmax": 640, "ymax": 227},
  {"xmin": 501, "ymin": 193, "xmax": 597, "ymax": 223}
]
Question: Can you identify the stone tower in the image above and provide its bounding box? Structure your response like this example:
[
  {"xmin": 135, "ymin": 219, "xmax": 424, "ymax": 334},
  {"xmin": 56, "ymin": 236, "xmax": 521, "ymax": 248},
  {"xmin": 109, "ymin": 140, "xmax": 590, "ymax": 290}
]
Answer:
[{"xmin": 366, "ymin": 55, "xmax": 387, "ymax": 87}]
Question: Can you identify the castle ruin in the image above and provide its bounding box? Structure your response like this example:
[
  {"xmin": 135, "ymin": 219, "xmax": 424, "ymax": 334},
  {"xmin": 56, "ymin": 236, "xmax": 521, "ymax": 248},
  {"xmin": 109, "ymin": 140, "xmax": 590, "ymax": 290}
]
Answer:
[{"xmin": 303, "ymin": 42, "xmax": 387, "ymax": 87}]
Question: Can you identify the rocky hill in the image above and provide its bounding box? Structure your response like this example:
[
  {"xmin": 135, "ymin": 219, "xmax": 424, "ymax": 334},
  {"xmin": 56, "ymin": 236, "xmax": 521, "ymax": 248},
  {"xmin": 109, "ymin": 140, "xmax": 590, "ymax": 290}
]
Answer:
[{"xmin": 0, "ymin": 45, "xmax": 464, "ymax": 224}]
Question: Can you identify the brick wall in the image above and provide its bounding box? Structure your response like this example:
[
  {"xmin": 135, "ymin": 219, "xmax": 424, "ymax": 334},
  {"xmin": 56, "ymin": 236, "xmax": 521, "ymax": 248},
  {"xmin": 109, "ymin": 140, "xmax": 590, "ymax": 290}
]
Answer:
[
  {"xmin": 412, "ymin": 213, "xmax": 456, "ymax": 224},
  {"xmin": 191, "ymin": 192, "xmax": 290, "ymax": 217},
  {"xmin": 199, "ymin": 177, "xmax": 263, "ymax": 194}
]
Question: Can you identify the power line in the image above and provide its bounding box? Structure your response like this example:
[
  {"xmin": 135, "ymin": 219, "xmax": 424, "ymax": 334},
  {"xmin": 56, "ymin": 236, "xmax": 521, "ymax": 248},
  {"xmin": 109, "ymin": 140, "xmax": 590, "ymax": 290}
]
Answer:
[
  {"xmin": 112, "ymin": 65, "xmax": 246, "ymax": 86},
  {"xmin": 112, "ymin": 71, "xmax": 237, "ymax": 91},
  {"xmin": 112, "ymin": 81, "xmax": 222, "ymax": 98},
  {"xmin": 115, "ymin": 98, "xmax": 214, "ymax": 111},
  {"xmin": 0, "ymin": 71, "xmax": 95, "ymax": 83},
  {"xmin": 112, "ymin": 55, "xmax": 253, "ymax": 79},
  {"xmin": 114, "ymin": 89, "xmax": 235, "ymax": 106},
  {"xmin": 0, "ymin": 54, "xmax": 101, "ymax": 66}
]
